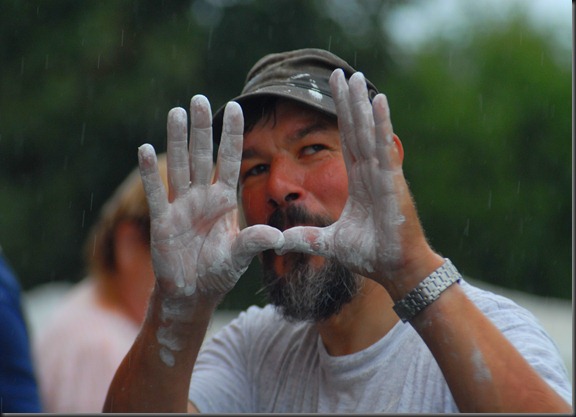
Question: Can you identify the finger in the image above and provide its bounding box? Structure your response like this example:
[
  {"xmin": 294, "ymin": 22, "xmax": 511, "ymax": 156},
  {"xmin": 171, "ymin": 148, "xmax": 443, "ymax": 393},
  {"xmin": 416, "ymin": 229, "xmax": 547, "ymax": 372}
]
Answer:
[
  {"xmin": 348, "ymin": 72, "xmax": 376, "ymax": 161},
  {"xmin": 166, "ymin": 108, "xmax": 191, "ymax": 200},
  {"xmin": 279, "ymin": 226, "xmax": 332, "ymax": 258},
  {"xmin": 189, "ymin": 95, "xmax": 214, "ymax": 187},
  {"xmin": 372, "ymin": 93, "xmax": 395, "ymax": 169},
  {"xmin": 330, "ymin": 69, "xmax": 371, "ymax": 202},
  {"xmin": 215, "ymin": 102, "xmax": 244, "ymax": 191},
  {"xmin": 231, "ymin": 225, "xmax": 285, "ymax": 272},
  {"xmin": 138, "ymin": 144, "xmax": 168, "ymax": 219},
  {"xmin": 329, "ymin": 69, "xmax": 356, "ymax": 169}
]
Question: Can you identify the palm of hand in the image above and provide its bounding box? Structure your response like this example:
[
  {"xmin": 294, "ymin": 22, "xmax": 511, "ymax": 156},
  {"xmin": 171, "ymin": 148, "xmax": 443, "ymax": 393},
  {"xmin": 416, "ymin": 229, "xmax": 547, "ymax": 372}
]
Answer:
[
  {"xmin": 139, "ymin": 97, "xmax": 283, "ymax": 300},
  {"xmin": 282, "ymin": 70, "xmax": 406, "ymax": 282},
  {"xmin": 149, "ymin": 182, "xmax": 241, "ymax": 297}
]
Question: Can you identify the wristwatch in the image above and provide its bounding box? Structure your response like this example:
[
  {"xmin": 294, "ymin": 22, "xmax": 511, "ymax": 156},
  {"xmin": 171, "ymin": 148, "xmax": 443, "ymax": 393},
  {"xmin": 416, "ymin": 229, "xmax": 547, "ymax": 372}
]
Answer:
[{"xmin": 393, "ymin": 258, "xmax": 461, "ymax": 323}]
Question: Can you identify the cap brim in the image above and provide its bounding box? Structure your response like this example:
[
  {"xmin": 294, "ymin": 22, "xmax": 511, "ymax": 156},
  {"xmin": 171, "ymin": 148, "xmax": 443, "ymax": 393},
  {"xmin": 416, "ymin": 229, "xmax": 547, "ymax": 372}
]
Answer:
[{"xmin": 211, "ymin": 84, "xmax": 337, "ymax": 149}]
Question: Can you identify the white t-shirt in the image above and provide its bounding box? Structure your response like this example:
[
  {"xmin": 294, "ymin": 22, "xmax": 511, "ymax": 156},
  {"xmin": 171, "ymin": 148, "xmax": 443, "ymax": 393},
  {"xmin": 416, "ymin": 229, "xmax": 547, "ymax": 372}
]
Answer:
[
  {"xmin": 33, "ymin": 278, "xmax": 140, "ymax": 413},
  {"xmin": 189, "ymin": 279, "xmax": 572, "ymax": 413}
]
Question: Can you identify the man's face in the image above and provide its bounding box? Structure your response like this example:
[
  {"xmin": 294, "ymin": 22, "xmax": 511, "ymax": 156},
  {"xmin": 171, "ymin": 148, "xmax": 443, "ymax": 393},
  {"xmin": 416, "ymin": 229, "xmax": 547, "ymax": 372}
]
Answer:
[{"xmin": 239, "ymin": 100, "xmax": 361, "ymax": 322}]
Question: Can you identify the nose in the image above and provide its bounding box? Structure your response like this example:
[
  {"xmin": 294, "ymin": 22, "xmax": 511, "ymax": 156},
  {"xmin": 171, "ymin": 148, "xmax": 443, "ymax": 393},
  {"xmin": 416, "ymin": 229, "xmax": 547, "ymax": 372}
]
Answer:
[{"xmin": 266, "ymin": 156, "xmax": 305, "ymax": 209}]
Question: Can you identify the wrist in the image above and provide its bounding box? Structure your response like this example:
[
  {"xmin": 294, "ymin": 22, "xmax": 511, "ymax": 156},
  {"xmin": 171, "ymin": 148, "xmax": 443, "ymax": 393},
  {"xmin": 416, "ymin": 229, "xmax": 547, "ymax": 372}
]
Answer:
[
  {"xmin": 392, "ymin": 258, "xmax": 462, "ymax": 323},
  {"xmin": 148, "ymin": 283, "xmax": 221, "ymax": 326},
  {"xmin": 384, "ymin": 251, "xmax": 446, "ymax": 302}
]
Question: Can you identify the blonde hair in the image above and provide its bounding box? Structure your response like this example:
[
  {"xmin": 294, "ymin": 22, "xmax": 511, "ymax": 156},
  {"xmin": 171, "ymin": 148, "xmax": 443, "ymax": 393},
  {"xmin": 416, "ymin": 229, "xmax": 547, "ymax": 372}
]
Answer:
[{"xmin": 84, "ymin": 154, "xmax": 168, "ymax": 278}]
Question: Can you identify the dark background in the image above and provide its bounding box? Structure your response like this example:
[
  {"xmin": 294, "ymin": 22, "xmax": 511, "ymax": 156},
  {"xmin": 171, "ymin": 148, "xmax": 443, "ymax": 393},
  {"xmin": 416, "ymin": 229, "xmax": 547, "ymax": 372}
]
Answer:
[{"xmin": 0, "ymin": 0, "xmax": 571, "ymax": 309}]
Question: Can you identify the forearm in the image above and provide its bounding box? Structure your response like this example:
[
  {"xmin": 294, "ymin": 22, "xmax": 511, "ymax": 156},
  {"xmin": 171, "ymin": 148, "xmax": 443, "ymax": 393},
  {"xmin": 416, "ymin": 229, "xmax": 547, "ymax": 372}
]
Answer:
[
  {"xmin": 411, "ymin": 283, "xmax": 572, "ymax": 413},
  {"xmin": 103, "ymin": 287, "xmax": 220, "ymax": 413}
]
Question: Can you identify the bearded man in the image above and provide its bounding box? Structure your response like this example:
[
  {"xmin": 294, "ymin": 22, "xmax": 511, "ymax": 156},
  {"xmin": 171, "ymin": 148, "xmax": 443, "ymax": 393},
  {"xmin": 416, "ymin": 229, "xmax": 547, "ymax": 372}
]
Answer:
[{"xmin": 104, "ymin": 49, "xmax": 572, "ymax": 413}]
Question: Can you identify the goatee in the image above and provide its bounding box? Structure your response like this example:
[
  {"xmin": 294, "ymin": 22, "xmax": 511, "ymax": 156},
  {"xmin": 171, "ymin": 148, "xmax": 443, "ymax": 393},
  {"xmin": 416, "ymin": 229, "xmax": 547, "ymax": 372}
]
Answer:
[{"xmin": 260, "ymin": 205, "xmax": 363, "ymax": 323}]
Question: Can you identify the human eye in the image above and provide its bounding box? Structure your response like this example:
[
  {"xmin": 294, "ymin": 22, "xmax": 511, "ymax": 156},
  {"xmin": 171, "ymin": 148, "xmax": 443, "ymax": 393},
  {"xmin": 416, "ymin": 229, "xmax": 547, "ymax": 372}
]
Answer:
[
  {"xmin": 243, "ymin": 164, "xmax": 269, "ymax": 179},
  {"xmin": 300, "ymin": 144, "xmax": 327, "ymax": 156}
]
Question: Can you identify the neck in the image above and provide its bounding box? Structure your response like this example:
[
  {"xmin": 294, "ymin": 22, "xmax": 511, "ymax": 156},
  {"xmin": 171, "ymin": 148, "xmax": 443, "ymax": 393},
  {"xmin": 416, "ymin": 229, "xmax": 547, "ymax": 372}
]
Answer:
[{"xmin": 315, "ymin": 278, "xmax": 399, "ymax": 356}]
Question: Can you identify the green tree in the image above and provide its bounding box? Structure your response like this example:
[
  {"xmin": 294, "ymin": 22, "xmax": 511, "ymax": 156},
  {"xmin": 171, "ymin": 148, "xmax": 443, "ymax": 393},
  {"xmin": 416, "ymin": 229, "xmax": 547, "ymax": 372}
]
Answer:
[{"xmin": 383, "ymin": 10, "xmax": 571, "ymax": 298}]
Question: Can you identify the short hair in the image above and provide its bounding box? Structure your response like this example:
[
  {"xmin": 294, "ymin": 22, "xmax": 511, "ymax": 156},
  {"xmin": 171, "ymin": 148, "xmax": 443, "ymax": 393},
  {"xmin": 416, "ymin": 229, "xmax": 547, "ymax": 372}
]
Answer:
[{"xmin": 242, "ymin": 95, "xmax": 337, "ymax": 135}]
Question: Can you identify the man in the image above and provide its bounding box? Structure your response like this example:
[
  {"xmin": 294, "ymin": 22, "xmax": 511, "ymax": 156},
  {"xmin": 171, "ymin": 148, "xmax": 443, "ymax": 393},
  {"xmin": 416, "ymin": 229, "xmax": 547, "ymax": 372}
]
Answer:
[{"xmin": 104, "ymin": 49, "xmax": 572, "ymax": 413}]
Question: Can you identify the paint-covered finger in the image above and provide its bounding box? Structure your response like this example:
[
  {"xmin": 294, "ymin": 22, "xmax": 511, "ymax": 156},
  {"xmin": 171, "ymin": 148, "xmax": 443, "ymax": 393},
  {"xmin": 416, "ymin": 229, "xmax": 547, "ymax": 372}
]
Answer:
[
  {"xmin": 190, "ymin": 95, "xmax": 214, "ymax": 187},
  {"xmin": 138, "ymin": 144, "xmax": 168, "ymax": 219},
  {"xmin": 215, "ymin": 102, "xmax": 244, "ymax": 191},
  {"xmin": 372, "ymin": 93, "xmax": 395, "ymax": 169},
  {"xmin": 166, "ymin": 108, "xmax": 191, "ymax": 200},
  {"xmin": 330, "ymin": 69, "xmax": 358, "ymax": 169},
  {"xmin": 330, "ymin": 70, "xmax": 370, "ymax": 203},
  {"xmin": 232, "ymin": 225, "xmax": 285, "ymax": 272},
  {"xmin": 279, "ymin": 226, "xmax": 332, "ymax": 257},
  {"xmin": 349, "ymin": 72, "xmax": 376, "ymax": 161}
]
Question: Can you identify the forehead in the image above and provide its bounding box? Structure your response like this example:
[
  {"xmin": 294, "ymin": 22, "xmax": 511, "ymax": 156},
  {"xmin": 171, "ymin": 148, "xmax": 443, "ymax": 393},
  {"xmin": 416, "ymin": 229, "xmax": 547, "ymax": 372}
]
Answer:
[
  {"xmin": 251, "ymin": 97, "xmax": 337, "ymax": 130},
  {"xmin": 241, "ymin": 101, "xmax": 340, "ymax": 163}
]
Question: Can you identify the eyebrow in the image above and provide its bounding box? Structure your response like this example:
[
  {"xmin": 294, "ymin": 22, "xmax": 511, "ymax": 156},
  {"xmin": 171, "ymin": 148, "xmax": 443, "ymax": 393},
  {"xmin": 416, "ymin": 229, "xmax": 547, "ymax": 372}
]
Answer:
[{"xmin": 242, "ymin": 121, "xmax": 331, "ymax": 160}]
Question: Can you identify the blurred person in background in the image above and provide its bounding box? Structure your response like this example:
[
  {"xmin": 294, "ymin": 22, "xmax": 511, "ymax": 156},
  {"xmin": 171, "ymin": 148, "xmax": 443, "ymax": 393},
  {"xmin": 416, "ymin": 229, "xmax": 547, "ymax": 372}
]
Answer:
[
  {"xmin": 33, "ymin": 155, "xmax": 168, "ymax": 413},
  {"xmin": 0, "ymin": 247, "xmax": 42, "ymax": 413}
]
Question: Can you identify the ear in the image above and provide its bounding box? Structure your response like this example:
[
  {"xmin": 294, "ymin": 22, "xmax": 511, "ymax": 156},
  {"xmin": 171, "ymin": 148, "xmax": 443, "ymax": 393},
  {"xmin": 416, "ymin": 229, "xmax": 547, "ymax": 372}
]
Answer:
[{"xmin": 392, "ymin": 134, "xmax": 404, "ymax": 162}]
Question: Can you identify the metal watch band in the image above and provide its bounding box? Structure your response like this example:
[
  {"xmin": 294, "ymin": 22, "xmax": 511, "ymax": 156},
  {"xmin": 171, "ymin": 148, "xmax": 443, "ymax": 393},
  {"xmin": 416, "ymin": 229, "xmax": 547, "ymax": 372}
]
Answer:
[{"xmin": 393, "ymin": 258, "xmax": 461, "ymax": 323}]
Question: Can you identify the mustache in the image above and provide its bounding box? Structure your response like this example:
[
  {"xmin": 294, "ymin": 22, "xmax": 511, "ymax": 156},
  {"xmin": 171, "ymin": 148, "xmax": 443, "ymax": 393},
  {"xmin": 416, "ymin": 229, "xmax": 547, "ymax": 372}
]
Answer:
[{"xmin": 266, "ymin": 205, "xmax": 334, "ymax": 231}]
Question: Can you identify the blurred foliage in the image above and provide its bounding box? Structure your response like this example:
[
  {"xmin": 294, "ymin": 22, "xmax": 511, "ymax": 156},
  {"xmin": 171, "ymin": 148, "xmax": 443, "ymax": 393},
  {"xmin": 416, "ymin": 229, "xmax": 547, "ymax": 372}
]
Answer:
[
  {"xmin": 382, "ymin": 9, "xmax": 572, "ymax": 299},
  {"xmin": 0, "ymin": 0, "xmax": 571, "ymax": 309}
]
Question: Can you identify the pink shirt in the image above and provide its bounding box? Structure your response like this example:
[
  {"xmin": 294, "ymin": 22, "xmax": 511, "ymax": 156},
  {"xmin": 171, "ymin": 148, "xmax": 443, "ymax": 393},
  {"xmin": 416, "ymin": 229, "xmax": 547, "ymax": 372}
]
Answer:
[{"xmin": 33, "ymin": 278, "xmax": 140, "ymax": 413}]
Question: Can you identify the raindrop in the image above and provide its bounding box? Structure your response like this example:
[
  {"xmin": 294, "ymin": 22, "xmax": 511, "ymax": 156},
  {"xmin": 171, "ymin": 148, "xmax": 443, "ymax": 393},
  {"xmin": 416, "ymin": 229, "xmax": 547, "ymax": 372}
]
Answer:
[
  {"xmin": 207, "ymin": 27, "xmax": 213, "ymax": 50},
  {"xmin": 120, "ymin": 29, "xmax": 125, "ymax": 47},
  {"xmin": 80, "ymin": 122, "xmax": 86, "ymax": 145},
  {"xmin": 487, "ymin": 190, "xmax": 492, "ymax": 209}
]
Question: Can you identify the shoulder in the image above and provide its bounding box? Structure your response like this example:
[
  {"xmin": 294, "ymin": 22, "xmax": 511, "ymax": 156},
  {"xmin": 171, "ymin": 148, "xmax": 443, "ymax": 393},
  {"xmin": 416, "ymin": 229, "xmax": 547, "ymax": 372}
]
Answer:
[
  {"xmin": 460, "ymin": 278, "xmax": 539, "ymax": 323},
  {"xmin": 459, "ymin": 278, "xmax": 566, "ymax": 366}
]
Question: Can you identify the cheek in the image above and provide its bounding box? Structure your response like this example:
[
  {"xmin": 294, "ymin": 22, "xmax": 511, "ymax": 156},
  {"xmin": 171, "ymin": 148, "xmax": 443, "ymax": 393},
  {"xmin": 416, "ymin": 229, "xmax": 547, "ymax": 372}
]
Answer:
[
  {"xmin": 308, "ymin": 162, "xmax": 349, "ymax": 218},
  {"xmin": 240, "ymin": 187, "xmax": 266, "ymax": 226},
  {"xmin": 239, "ymin": 160, "xmax": 350, "ymax": 225}
]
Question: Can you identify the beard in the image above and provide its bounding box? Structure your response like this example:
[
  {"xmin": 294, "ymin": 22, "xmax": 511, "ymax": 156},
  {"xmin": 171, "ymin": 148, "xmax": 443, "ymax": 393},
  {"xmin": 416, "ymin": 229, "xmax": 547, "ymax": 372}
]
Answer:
[{"xmin": 260, "ymin": 205, "xmax": 363, "ymax": 323}]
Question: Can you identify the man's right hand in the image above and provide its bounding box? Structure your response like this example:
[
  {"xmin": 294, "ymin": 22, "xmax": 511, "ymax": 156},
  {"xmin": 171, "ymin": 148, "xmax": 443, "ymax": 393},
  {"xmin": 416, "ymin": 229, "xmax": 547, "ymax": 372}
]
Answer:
[{"xmin": 138, "ymin": 95, "xmax": 284, "ymax": 305}]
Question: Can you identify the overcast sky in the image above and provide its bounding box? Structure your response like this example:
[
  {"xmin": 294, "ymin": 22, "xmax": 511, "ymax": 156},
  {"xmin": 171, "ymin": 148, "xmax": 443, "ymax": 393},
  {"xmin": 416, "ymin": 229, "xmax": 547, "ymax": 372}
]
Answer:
[{"xmin": 385, "ymin": 0, "xmax": 572, "ymax": 51}]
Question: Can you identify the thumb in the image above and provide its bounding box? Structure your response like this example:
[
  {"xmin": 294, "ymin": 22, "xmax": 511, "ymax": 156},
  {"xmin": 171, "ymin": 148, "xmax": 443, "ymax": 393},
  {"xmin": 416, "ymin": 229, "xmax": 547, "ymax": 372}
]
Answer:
[
  {"xmin": 231, "ymin": 225, "xmax": 285, "ymax": 272},
  {"xmin": 279, "ymin": 226, "xmax": 332, "ymax": 257}
]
